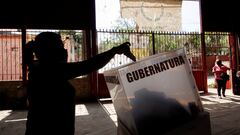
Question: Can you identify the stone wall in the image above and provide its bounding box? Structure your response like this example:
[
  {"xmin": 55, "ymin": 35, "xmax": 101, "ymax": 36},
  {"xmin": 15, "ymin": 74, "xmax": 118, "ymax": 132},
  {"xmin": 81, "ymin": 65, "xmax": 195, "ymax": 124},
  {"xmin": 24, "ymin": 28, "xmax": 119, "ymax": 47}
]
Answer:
[{"xmin": 120, "ymin": 0, "xmax": 182, "ymax": 31}]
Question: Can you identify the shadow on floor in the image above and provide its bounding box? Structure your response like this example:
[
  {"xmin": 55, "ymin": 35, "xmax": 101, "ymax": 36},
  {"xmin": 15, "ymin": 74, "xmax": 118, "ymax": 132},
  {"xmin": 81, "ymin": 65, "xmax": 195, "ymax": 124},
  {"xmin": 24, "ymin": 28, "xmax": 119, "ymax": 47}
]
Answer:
[
  {"xmin": 2, "ymin": 89, "xmax": 240, "ymax": 135},
  {"xmin": 0, "ymin": 102, "xmax": 117, "ymax": 135}
]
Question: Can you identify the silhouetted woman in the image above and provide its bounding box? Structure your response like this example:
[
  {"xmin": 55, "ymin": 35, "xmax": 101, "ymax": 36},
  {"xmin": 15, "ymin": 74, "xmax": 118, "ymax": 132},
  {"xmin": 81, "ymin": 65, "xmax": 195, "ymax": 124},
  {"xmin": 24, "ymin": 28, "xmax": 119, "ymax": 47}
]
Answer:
[{"xmin": 24, "ymin": 32, "xmax": 136, "ymax": 135}]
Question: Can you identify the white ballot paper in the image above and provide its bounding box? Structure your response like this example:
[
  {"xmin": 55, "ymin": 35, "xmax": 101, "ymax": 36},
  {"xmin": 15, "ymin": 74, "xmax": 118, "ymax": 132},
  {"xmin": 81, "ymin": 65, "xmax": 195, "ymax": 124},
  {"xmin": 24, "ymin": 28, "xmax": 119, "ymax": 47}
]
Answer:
[{"xmin": 104, "ymin": 48, "xmax": 204, "ymax": 135}]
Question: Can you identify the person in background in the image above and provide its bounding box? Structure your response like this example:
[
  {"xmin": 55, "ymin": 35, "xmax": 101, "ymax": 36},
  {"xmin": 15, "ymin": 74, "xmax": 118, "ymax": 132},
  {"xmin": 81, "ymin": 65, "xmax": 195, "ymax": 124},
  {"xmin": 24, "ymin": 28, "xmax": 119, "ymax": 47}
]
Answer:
[
  {"xmin": 233, "ymin": 71, "xmax": 240, "ymax": 95},
  {"xmin": 212, "ymin": 59, "xmax": 230, "ymax": 99},
  {"xmin": 24, "ymin": 32, "xmax": 136, "ymax": 135}
]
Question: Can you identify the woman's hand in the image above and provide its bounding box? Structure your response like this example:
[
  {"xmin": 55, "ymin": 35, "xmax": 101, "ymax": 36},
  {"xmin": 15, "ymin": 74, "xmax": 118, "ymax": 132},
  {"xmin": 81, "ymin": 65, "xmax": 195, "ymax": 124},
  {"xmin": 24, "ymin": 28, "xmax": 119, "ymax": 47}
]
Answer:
[{"xmin": 112, "ymin": 42, "xmax": 136, "ymax": 62}]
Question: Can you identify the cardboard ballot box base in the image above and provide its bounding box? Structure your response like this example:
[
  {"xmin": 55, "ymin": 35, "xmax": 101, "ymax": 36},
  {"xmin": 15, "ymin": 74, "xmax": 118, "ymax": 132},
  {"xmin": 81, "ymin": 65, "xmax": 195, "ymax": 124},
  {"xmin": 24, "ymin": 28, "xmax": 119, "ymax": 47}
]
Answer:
[{"xmin": 117, "ymin": 111, "xmax": 211, "ymax": 135}]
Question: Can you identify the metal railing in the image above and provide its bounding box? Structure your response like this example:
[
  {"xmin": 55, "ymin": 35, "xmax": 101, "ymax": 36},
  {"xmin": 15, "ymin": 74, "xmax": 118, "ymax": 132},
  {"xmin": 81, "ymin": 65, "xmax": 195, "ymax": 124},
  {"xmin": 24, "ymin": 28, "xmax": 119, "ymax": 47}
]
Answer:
[
  {"xmin": 0, "ymin": 29, "xmax": 22, "ymax": 80},
  {"xmin": 0, "ymin": 29, "xmax": 230, "ymax": 80},
  {"xmin": 0, "ymin": 29, "xmax": 84, "ymax": 81},
  {"xmin": 204, "ymin": 32, "xmax": 230, "ymax": 55},
  {"xmin": 97, "ymin": 29, "xmax": 204, "ymax": 72}
]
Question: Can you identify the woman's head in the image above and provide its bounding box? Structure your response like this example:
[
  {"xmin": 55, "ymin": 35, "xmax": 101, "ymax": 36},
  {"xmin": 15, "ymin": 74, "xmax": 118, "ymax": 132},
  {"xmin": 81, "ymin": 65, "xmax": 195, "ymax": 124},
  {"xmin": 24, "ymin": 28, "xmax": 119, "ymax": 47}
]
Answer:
[
  {"xmin": 216, "ymin": 59, "xmax": 222, "ymax": 66},
  {"xmin": 237, "ymin": 71, "xmax": 240, "ymax": 77},
  {"xmin": 26, "ymin": 32, "xmax": 68, "ymax": 63}
]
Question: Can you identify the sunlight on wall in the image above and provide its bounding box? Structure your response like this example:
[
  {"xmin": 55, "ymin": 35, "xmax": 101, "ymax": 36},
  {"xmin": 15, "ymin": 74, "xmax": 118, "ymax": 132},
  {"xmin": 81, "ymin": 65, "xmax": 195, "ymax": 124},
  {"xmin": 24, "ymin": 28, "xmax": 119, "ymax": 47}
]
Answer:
[
  {"xmin": 96, "ymin": 0, "xmax": 201, "ymax": 32},
  {"xmin": 95, "ymin": 0, "xmax": 120, "ymax": 29},
  {"xmin": 181, "ymin": 0, "xmax": 200, "ymax": 32}
]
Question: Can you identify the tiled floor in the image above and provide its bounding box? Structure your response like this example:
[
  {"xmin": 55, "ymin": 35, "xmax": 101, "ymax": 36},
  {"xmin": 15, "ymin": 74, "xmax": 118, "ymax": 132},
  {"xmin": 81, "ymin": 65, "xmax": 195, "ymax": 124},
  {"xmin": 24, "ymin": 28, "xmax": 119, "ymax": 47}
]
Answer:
[
  {"xmin": 200, "ymin": 88, "xmax": 240, "ymax": 135},
  {"xmin": 0, "ymin": 101, "xmax": 117, "ymax": 135},
  {"xmin": 1, "ymin": 88, "xmax": 240, "ymax": 135}
]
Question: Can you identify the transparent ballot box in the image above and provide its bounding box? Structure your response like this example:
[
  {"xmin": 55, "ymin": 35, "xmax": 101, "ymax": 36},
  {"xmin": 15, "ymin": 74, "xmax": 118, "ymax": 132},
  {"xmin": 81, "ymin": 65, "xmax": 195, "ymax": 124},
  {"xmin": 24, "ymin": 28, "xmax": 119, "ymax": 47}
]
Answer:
[{"xmin": 103, "ymin": 48, "xmax": 204, "ymax": 135}]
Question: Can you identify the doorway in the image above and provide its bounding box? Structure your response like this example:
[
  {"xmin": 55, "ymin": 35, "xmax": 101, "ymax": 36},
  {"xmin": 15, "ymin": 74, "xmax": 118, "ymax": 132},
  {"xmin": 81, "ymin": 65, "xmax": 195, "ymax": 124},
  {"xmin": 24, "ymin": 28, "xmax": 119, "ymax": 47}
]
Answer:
[{"xmin": 205, "ymin": 32, "xmax": 231, "ymax": 90}]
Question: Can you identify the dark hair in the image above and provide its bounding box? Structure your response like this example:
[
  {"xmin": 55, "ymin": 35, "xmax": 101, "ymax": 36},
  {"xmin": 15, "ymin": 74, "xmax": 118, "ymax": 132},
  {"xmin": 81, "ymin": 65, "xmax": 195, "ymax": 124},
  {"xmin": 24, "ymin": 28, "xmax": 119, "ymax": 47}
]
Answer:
[
  {"xmin": 216, "ymin": 59, "xmax": 222, "ymax": 66},
  {"xmin": 24, "ymin": 40, "xmax": 36, "ymax": 66},
  {"xmin": 24, "ymin": 32, "xmax": 67, "ymax": 66},
  {"xmin": 35, "ymin": 32, "xmax": 63, "ymax": 49}
]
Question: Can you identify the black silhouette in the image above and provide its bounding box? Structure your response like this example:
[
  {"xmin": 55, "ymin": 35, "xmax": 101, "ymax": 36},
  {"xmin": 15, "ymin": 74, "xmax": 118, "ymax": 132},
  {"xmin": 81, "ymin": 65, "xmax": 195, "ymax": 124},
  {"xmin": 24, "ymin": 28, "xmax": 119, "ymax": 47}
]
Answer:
[
  {"xmin": 233, "ymin": 71, "xmax": 240, "ymax": 95},
  {"xmin": 24, "ymin": 32, "xmax": 136, "ymax": 135},
  {"xmin": 130, "ymin": 89, "xmax": 199, "ymax": 135}
]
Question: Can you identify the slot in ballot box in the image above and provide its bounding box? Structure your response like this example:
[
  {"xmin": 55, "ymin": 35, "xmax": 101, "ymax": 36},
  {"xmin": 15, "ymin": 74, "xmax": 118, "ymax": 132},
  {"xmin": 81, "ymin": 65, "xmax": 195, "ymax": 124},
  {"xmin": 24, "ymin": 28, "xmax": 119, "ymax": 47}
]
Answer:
[{"xmin": 103, "ymin": 48, "xmax": 211, "ymax": 135}]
